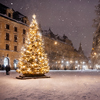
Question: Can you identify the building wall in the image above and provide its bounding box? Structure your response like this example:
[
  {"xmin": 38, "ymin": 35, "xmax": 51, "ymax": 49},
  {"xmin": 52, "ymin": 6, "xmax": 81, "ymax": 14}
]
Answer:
[
  {"xmin": 42, "ymin": 35, "xmax": 88, "ymax": 70},
  {"xmin": 0, "ymin": 16, "xmax": 29, "ymax": 69}
]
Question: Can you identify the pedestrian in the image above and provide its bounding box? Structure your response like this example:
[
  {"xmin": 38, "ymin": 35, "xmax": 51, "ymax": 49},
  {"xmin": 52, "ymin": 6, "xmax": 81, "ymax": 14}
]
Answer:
[{"xmin": 5, "ymin": 65, "xmax": 10, "ymax": 75}]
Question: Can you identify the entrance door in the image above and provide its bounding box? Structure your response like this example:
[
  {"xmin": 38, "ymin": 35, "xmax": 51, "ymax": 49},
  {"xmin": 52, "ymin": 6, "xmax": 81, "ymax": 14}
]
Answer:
[{"xmin": 4, "ymin": 57, "xmax": 9, "ymax": 67}]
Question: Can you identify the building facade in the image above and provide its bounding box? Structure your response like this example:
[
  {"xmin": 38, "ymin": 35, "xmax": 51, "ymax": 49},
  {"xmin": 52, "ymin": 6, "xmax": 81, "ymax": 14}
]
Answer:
[
  {"xmin": 42, "ymin": 29, "xmax": 88, "ymax": 70},
  {"xmin": 0, "ymin": 3, "xmax": 29, "ymax": 69}
]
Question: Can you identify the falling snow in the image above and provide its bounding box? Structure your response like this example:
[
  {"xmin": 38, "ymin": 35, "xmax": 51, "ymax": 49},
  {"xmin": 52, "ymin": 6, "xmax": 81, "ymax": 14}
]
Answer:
[{"xmin": 0, "ymin": 0, "xmax": 98, "ymax": 56}]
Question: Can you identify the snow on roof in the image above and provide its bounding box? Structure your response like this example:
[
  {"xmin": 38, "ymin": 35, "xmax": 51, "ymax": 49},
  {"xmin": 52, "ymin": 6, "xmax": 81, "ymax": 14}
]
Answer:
[
  {"xmin": 0, "ymin": 3, "xmax": 28, "ymax": 25},
  {"xmin": 0, "ymin": 13, "xmax": 28, "ymax": 26}
]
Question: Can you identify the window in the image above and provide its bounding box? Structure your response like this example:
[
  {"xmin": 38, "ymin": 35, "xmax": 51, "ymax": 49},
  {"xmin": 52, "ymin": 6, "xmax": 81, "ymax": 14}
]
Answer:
[
  {"xmin": 23, "ymin": 38, "xmax": 25, "ymax": 44},
  {"xmin": 14, "ymin": 35, "xmax": 17, "ymax": 42},
  {"xmin": 6, "ymin": 33, "xmax": 9, "ymax": 40},
  {"xmin": 25, "ymin": 20, "xmax": 26, "ymax": 23},
  {"xmin": 6, "ymin": 24, "xmax": 9, "ymax": 29},
  {"xmin": 14, "ymin": 46, "xmax": 17, "ymax": 51},
  {"xmin": 14, "ymin": 27, "xmax": 17, "ymax": 32},
  {"xmin": 6, "ymin": 44, "xmax": 9, "ymax": 50},
  {"xmin": 8, "ymin": 13, "xmax": 11, "ymax": 17},
  {"xmin": 23, "ymin": 29, "xmax": 26, "ymax": 34}
]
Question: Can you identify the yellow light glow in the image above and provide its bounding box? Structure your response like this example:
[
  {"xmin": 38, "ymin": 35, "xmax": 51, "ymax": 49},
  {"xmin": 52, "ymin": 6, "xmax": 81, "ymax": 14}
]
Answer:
[
  {"xmin": 54, "ymin": 41, "xmax": 57, "ymax": 45},
  {"xmin": 94, "ymin": 52, "xmax": 96, "ymax": 55}
]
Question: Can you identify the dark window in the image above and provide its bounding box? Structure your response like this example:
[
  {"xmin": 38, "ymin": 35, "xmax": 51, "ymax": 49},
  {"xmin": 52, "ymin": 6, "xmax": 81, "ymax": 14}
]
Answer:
[
  {"xmin": 23, "ymin": 29, "xmax": 26, "ymax": 34},
  {"xmin": 23, "ymin": 38, "xmax": 25, "ymax": 44},
  {"xmin": 14, "ymin": 46, "xmax": 17, "ymax": 51},
  {"xmin": 6, "ymin": 44, "xmax": 9, "ymax": 50},
  {"xmin": 14, "ymin": 27, "xmax": 17, "ymax": 32},
  {"xmin": 8, "ymin": 13, "xmax": 11, "ymax": 17},
  {"xmin": 6, "ymin": 24, "xmax": 9, "ymax": 29},
  {"xmin": 25, "ymin": 20, "xmax": 26, "ymax": 23},
  {"xmin": 6, "ymin": 33, "xmax": 9, "ymax": 40},
  {"xmin": 14, "ymin": 35, "xmax": 17, "ymax": 42}
]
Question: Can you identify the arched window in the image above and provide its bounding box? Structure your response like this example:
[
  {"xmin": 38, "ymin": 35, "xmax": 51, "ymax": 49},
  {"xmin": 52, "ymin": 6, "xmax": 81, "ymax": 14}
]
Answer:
[{"xmin": 4, "ymin": 57, "xmax": 9, "ymax": 67}]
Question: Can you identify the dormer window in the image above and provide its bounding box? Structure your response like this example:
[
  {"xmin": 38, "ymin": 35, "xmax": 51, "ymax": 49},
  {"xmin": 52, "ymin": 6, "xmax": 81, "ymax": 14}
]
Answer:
[
  {"xmin": 22, "ymin": 17, "xmax": 29, "ymax": 25},
  {"xmin": 8, "ymin": 13, "xmax": 11, "ymax": 17},
  {"xmin": 6, "ymin": 8, "xmax": 13, "ymax": 19}
]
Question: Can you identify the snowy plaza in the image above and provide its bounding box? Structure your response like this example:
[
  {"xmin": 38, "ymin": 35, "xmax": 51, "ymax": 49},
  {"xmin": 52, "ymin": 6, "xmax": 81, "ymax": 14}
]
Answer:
[{"xmin": 0, "ymin": 70, "xmax": 100, "ymax": 100}]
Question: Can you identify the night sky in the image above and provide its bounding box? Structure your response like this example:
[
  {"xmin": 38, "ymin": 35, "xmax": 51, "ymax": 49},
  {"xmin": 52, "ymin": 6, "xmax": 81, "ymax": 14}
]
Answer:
[{"xmin": 0, "ymin": 0, "xmax": 99, "ymax": 57}]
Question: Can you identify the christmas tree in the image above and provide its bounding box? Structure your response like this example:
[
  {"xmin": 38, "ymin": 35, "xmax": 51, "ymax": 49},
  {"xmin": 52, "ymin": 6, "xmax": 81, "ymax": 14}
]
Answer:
[{"xmin": 16, "ymin": 15, "xmax": 49, "ymax": 77}]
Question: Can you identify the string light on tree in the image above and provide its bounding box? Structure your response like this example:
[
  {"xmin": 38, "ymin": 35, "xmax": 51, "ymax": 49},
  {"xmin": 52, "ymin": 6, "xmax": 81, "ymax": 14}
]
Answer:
[{"xmin": 16, "ymin": 14, "xmax": 50, "ymax": 77}]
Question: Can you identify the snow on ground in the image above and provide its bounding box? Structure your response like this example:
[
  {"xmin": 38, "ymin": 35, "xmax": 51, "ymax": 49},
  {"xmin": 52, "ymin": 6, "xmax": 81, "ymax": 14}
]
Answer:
[{"xmin": 0, "ymin": 70, "xmax": 100, "ymax": 100}]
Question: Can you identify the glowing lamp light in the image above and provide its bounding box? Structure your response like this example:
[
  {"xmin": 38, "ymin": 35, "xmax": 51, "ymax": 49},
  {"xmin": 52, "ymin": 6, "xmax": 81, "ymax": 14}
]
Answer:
[
  {"xmin": 61, "ymin": 60, "xmax": 63, "ymax": 63},
  {"xmin": 94, "ymin": 52, "xmax": 96, "ymax": 55},
  {"xmin": 70, "ymin": 60, "xmax": 73, "ymax": 63},
  {"xmin": 54, "ymin": 41, "xmax": 57, "ymax": 45},
  {"xmin": 75, "ymin": 61, "xmax": 78, "ymax": 63},
  {"xmin": 78, "ymin": 65, "xmax": 80, "ymax": 67}
]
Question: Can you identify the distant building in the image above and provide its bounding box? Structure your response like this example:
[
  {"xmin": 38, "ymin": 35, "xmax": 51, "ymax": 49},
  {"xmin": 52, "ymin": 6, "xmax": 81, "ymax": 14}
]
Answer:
[
  {"xmin": 0, "ymin": 3, "xmax": 29, "ymax": 69},
  {"xmin": 41, "ymin": 28, "xmax": 88, "ymax": 70}
]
